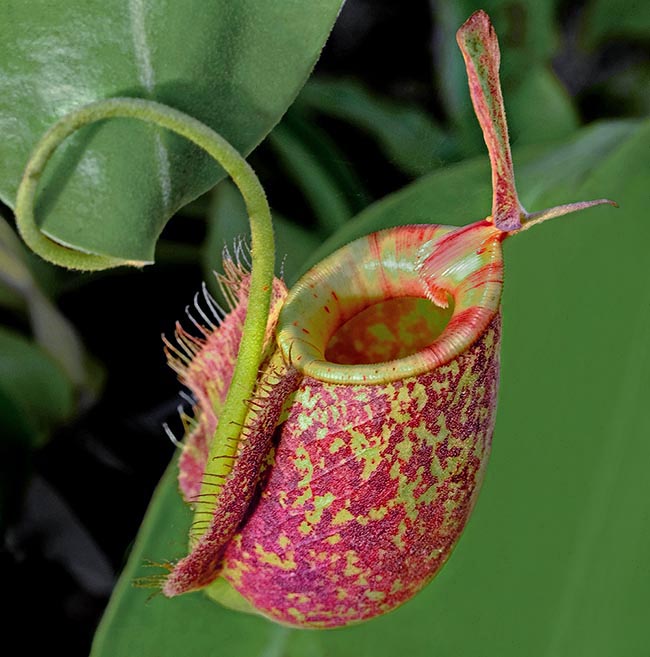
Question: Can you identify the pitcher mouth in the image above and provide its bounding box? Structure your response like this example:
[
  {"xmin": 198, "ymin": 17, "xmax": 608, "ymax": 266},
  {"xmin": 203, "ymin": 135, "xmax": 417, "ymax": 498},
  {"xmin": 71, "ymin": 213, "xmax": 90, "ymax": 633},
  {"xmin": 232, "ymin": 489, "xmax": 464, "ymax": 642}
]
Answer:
[{"xmin": 276, "ymin": 223, "xmax": 503, "ymax": 385}]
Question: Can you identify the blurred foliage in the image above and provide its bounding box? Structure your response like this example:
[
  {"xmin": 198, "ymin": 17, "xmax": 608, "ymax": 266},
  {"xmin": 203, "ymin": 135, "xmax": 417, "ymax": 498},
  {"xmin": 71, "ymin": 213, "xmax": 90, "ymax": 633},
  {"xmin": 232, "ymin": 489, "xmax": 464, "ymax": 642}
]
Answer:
[
  {"xmin": 0, "ymin": 214, "xmax": 92, "ymax": 388},
  {"xmin": 0, "ymin": 0, "xmax": 648, "ymax": 655},
  {"xmin": 0, "ymin": 211, "xmax": 100, "ymax": 530},
  {"xmin": 584, "ymin": 0, "xmax": 650, "ymax": 43},
  {"xmin": 296, "ymin": 78, "xmax": 455, "ymax": 175}
]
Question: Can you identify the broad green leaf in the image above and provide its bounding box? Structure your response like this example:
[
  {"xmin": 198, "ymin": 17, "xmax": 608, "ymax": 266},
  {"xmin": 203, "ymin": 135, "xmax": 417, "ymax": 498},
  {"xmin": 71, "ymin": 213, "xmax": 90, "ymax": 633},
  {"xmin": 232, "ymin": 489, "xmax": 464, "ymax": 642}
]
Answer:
[
  {"xmin": 297, "ymin": 79, "xmax": 454, "ymax": 175},
  {"xmin": 0, "ymin": 0, "xmax": 343, "ymax": 263},
  {"xmin": 91, "ymin": 119, "xmax": 650, "ymax": 656},
  {"xmin": 0, "ymin": 326, "xmax": 75, "ymax": 444}
]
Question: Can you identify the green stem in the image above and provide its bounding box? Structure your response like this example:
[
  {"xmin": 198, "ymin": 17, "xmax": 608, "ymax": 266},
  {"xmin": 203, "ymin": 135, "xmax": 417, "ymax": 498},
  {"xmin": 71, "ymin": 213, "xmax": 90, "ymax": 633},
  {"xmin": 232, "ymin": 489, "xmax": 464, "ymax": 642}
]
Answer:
[{"xmin": 15, "ymin": 97, "xmax": 275, "ymax": 511}]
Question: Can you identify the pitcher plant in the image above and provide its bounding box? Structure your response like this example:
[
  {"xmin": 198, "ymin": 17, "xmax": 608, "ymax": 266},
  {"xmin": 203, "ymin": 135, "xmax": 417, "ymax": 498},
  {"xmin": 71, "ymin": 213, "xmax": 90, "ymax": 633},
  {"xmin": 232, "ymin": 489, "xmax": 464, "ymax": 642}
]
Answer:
[{"xmin": 14, "ymin": 10, "xmax": 614, "ymax": 629}]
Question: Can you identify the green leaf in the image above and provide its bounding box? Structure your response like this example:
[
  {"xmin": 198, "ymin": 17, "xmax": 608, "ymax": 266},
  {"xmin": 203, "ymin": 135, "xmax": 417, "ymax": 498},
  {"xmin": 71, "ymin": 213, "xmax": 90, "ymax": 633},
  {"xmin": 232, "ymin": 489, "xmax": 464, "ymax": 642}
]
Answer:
[
  {"xmin": 0, "ymin": 0, "xmax": 343, "ymax": 263},
  {"xmin": 0, "ymin": 326, "xmax": 75, "ymax": 445},
  {"xmin": 297, "ymin": 79, "xmax": 454, "ymax": 175},
  {"xmin": 91, "ymin": 119, "xmax": 650, "ymax": 656}
]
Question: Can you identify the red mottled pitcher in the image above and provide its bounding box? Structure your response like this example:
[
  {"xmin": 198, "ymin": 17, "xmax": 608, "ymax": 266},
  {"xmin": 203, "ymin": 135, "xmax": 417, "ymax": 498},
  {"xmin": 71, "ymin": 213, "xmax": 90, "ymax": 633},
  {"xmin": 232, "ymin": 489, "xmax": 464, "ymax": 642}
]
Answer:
[{"xmin": 160, "ymin": 11, "xmax": 613, "ymax": 627}]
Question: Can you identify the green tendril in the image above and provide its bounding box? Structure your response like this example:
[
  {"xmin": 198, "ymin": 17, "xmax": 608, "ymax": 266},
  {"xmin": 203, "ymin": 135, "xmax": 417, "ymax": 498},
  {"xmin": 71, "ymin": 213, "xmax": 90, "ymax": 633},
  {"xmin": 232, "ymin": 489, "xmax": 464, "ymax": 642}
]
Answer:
[{"xmin": 15, "ymin": 98, "xmax": 275, "ymax": 527}]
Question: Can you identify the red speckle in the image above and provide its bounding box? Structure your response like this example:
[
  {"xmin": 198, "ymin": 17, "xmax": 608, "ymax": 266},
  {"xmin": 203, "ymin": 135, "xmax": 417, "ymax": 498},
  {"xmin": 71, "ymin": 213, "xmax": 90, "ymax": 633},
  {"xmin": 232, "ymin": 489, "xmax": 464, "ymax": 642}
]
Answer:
[{"xmin": 220, "ymin": 315, "xmax": 501, "ymax": 628}]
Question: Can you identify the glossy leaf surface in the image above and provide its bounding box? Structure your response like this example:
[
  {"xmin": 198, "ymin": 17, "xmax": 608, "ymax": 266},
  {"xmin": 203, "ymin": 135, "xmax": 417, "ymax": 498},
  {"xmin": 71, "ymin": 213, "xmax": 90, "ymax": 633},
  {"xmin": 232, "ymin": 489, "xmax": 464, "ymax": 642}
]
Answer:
[
  {"xmin": 0, "ymin": 0, "xmax": 343, "ymax": 263},
  {"xmin": 92, "ymin": 118, "xmax": 650, "ymax": 656}
]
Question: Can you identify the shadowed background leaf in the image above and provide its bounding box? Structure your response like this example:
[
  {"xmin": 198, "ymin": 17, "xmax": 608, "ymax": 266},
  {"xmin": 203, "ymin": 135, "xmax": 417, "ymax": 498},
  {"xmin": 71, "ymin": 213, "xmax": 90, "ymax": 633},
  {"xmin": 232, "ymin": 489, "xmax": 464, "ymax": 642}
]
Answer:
[{"xmin": 295, "ymin": 78, "xmax": 454, "ymax": 175}]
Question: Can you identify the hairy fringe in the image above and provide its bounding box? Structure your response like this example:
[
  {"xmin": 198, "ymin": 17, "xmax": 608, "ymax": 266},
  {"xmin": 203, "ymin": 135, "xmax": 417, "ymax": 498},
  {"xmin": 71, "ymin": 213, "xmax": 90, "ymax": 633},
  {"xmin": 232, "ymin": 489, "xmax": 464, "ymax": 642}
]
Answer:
[{"xmin": 162, "ymin": 239, "xmax": 254, "ymax": 382}]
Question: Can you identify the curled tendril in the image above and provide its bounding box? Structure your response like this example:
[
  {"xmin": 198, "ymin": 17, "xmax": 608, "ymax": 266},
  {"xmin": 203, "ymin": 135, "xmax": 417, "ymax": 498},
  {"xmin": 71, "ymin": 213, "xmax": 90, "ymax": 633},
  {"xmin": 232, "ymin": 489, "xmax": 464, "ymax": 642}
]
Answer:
[{"xmin": 14, "ymin": 97, "xmax": 276, "ymax": 530}]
